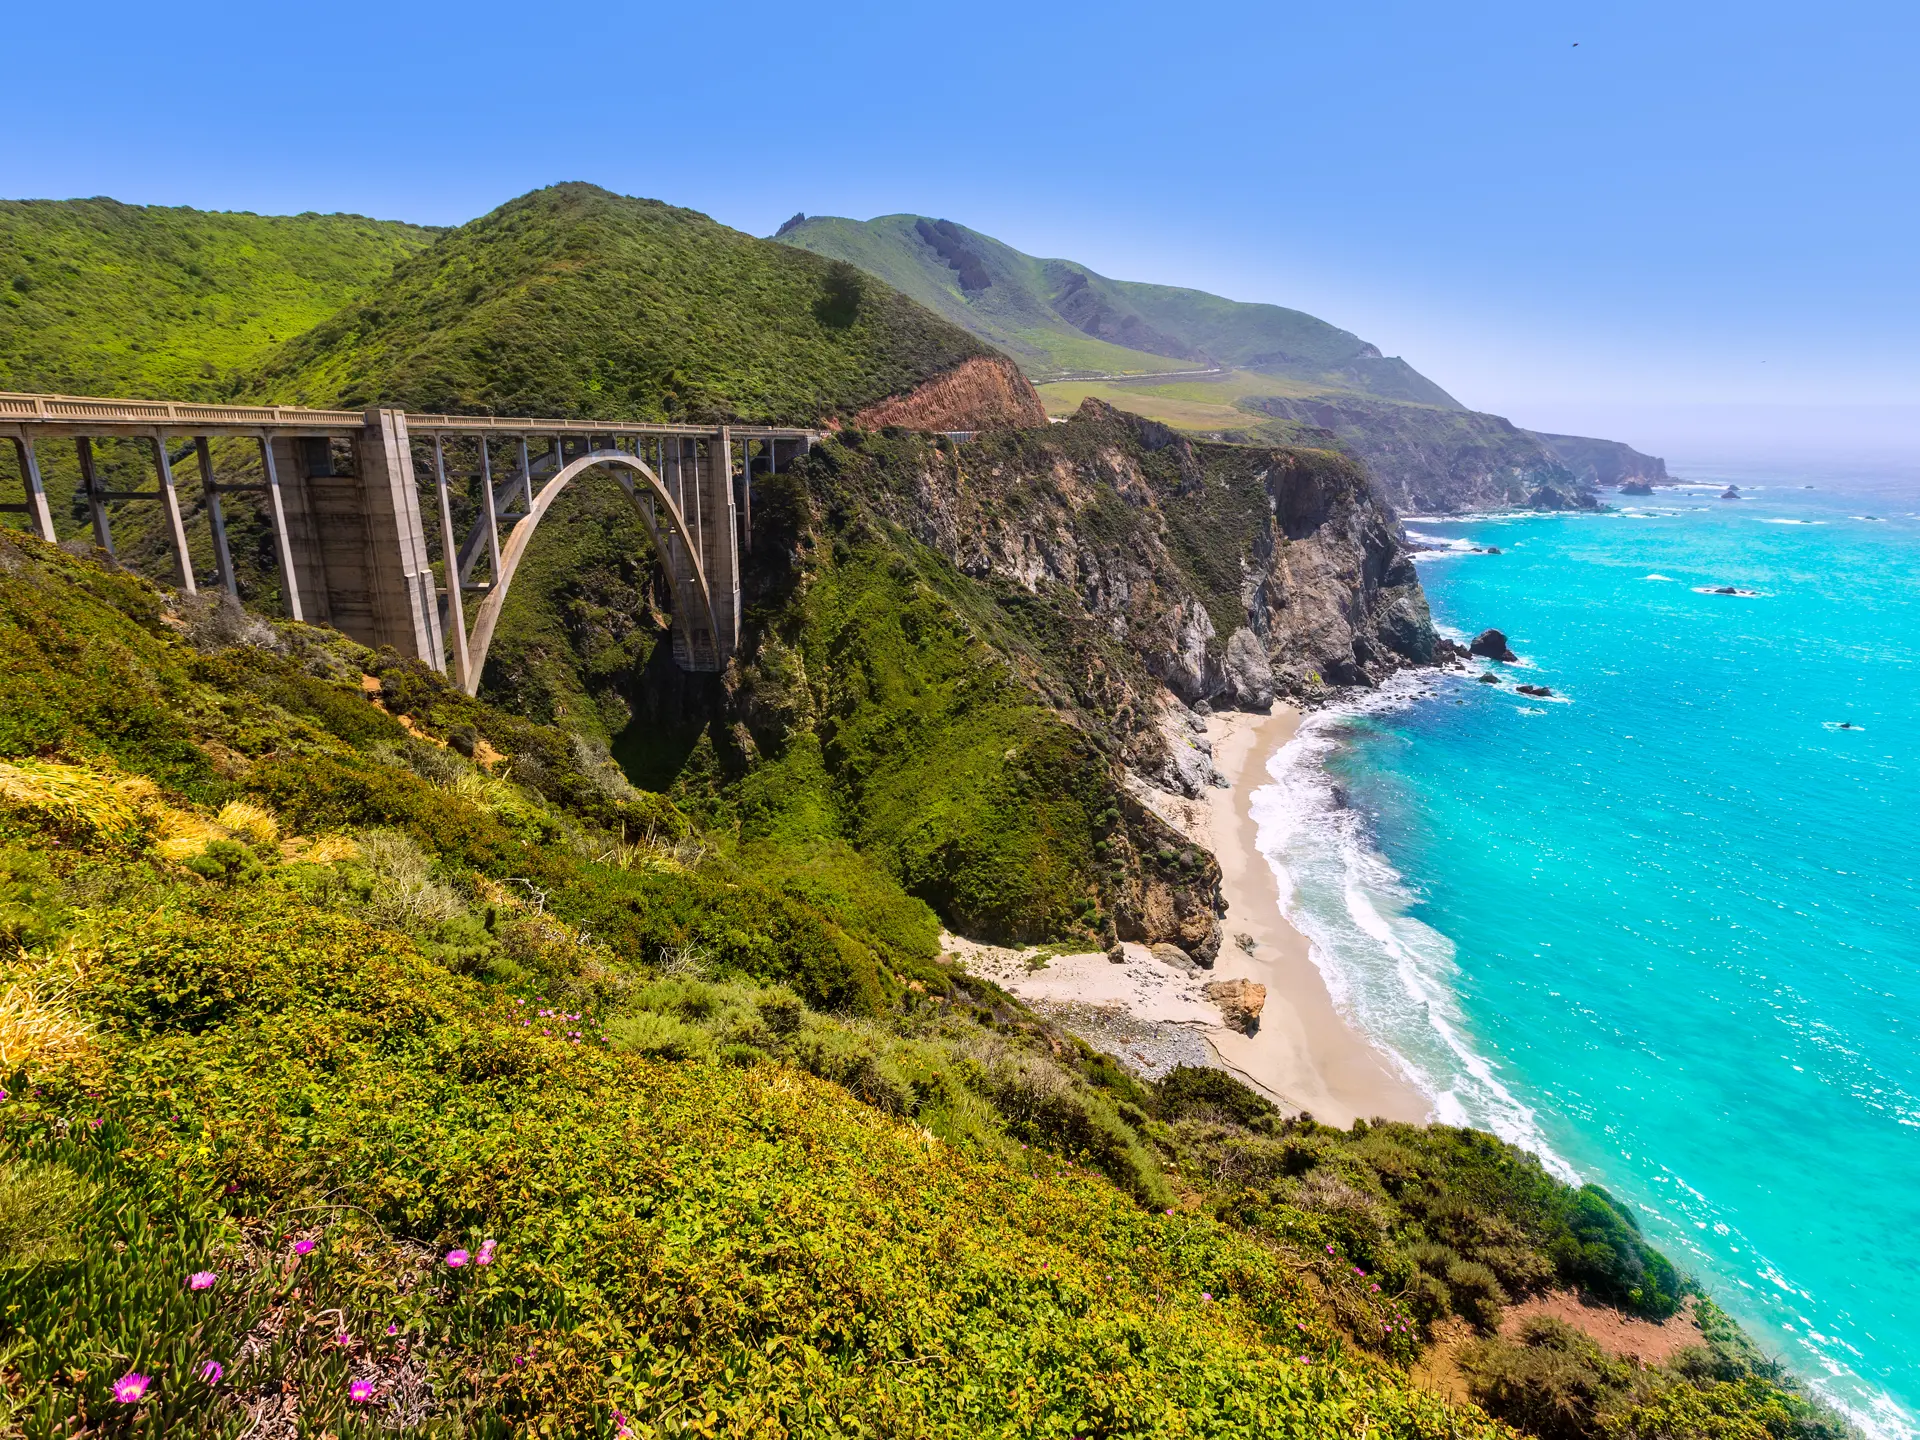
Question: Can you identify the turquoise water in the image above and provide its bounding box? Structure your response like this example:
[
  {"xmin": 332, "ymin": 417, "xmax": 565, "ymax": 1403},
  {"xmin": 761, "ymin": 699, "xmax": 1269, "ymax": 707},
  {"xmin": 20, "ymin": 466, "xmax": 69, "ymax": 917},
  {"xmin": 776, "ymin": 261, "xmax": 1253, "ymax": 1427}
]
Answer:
[{"xmin": 1251, "ymin": 468, "xmax": 1920, "ymax": 1432}]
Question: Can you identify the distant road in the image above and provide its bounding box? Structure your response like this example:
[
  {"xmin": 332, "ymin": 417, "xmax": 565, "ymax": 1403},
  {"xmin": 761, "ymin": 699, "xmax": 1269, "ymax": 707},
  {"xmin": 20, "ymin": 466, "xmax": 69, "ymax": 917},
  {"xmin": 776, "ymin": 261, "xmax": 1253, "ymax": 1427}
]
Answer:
[{"xmin": 1033, "ymin": 366, "xmax": 1228, "ymax": 386}]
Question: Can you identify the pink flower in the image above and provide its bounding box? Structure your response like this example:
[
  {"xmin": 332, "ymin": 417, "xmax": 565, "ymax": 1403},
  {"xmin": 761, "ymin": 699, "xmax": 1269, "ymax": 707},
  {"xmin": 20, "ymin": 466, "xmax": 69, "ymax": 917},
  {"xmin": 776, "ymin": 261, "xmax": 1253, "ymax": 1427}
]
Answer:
[
  {"xmin": 446, "ymin": 1248, "xmax": 470, "ymax": 1268},
  {"xmin": 189, "ymin": 1270, "xmax": 216, "ymax": 1290},
  {"xmin": 335, "ymin": 1333, "xmax": 351, "ymax": 1347},
  {"xmin": 1325, "ymin": 1244, "xmax": 1335, "ymax": 1254},
  {"xmin": 199, "ymin": 1360, "xmax": 223, "ymax": 1384},
  {"xmin": 386, "ymin": 1323, "xmax": 399, "ymax": 1336},
  {"xmin": 513, "ymin": 1354, "xmax": 527, "ymax": 1367},
  {"xmin": 1201, "ymin": 1291, "xmax": 1213, "ymax": 1302},
  {"xmin": 294, "ymin": 1239, "xmax": 315, "ymax": 1256},
  {"xmin": 1370, "ymin": 1283, "xmax": 1380, "ymax": 1292},
  {"xmin": 0, "ymin": 1087, "xmax": 9, "ymax": 1101},
  {"xmin": 349, "ymin": 1378, "xmax": 375, "ymax": 1403},
  {"xmin": 476, "ymin": 1239, "xmax": 496, "ymax": 1266},
  {"xmin": 112, "ymin": 1373, "xmax": 150, "ymax": 1403}
]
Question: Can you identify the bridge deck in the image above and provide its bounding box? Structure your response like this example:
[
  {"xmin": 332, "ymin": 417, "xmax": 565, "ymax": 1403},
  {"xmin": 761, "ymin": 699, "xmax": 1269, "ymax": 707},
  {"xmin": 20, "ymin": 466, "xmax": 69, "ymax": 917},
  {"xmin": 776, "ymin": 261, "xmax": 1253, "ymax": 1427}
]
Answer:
[{"xmin": 0, "ymin": 390, "xmax": 820, "ymax": 441}]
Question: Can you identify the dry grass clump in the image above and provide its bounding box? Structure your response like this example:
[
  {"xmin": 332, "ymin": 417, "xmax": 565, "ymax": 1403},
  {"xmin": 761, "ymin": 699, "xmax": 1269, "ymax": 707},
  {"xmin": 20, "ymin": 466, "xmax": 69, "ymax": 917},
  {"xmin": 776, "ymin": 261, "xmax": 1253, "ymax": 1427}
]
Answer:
[
  {"xmin": 0, "ymin": 759, "xmax": 293, "ymax": 866},
  {"xmin": 0, "ymin": 958, "xmax": 93, "ymax": 1073}
]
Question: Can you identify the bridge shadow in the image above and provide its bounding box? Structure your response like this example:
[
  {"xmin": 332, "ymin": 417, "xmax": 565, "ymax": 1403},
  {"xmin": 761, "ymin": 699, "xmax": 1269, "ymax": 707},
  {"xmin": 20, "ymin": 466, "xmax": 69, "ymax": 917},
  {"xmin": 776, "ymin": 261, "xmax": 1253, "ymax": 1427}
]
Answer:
[{"xmin": 611, "ymin": 640, "xmax": 724, "ymax": 792}]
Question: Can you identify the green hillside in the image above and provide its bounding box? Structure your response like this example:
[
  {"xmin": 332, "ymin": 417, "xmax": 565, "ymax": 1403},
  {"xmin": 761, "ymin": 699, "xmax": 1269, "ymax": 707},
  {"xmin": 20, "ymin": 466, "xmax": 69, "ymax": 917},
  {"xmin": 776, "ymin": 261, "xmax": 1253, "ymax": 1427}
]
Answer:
[
  {"xmin": 0, "ymin": 197, "xmax": 435, "ymax": 400},
  {"xmin": 0, "ymin": 531, "xmax": 1833, "ymax": 1438},
  {"xmin": 775, "ymin": 212, "xmax": 1458, "ymax": 404},
  {"xmin": 261, "ymin": 185, "xmax": 992, "ymax": 425}
]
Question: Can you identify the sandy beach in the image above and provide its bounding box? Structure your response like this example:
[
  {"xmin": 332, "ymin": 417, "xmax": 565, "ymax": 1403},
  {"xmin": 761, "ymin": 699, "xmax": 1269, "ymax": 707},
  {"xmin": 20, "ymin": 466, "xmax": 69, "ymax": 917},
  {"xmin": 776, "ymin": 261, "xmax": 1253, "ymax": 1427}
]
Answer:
[
  {"xmin": 1199, "ymin": 707, "xmax": 1429, "ymax": 1126},
  {"xmin": 953, "ymin": 703, "xmax": 1429, "ymax": 1125}
]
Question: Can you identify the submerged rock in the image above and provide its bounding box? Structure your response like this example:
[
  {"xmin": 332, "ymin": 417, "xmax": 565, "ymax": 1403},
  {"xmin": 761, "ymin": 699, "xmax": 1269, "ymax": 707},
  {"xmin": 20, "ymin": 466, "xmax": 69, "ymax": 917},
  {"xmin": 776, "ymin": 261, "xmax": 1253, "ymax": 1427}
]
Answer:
[
  {"xmin": 1204, "ymin": 978, "xmax": 1267, "ymax": 1035},
  {"xmin": 1469, "ymin": 628, "xmax": 1519, "ymax": 663}
]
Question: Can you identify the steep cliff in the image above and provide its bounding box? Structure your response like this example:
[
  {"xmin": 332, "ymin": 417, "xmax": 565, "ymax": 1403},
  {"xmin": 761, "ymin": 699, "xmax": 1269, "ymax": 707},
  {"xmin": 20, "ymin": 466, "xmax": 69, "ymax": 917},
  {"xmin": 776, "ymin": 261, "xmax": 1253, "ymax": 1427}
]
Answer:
[
  {"xmin": 708, "ymin": 400, "xmax": 1437, "ymax": 954},
  {"xmin": 1239, "ymin": 392, "xmax": 1601, "ymax": 513},
  {"xmin": 850, "ymin": 353, "xmax": 1047, "ymax": 431},
  {"xmin": 1533, "ymin": 430, "xmax": 1671, "ymax": 489}
]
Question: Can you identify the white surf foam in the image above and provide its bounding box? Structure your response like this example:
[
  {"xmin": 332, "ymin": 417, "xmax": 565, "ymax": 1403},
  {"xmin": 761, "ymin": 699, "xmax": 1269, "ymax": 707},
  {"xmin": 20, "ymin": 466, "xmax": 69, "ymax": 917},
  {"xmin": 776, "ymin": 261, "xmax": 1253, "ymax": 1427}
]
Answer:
[{"xmin": 1248, "ymin": 674, "xmax": 1580, "ymax": 1182}]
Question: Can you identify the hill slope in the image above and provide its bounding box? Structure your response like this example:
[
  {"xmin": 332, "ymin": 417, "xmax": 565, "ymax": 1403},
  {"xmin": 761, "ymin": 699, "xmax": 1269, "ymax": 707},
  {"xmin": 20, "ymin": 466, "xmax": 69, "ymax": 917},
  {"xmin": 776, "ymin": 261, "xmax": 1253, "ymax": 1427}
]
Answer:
[
  {"xmin": 261, "ymin": 185, "xmax": 1002, "ymax": 426},
  {"xmin": 0, "ymin": 530, "xmax": 1833, "ymax": 1439},
  {"xmin": 0, "ymin": 197, "xmax": 435, "ymax": 399},
  {"xmin": 776, "ymin": 213, "xmax": 1672, "ymax": 512},
  {"xmin": 777, "ymin": 211, "xmax": 1458, "ymax": 404}
]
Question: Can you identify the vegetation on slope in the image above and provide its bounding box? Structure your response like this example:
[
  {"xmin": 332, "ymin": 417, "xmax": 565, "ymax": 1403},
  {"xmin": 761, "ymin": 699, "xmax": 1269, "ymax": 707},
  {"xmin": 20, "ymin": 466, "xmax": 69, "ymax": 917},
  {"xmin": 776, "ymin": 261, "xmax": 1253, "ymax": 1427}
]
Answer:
[
  {"xmin": 260, "ymin": 185, "xmax": 994, "ymax": 425},
  {"xmin": 775, "ymin": 212, "xmax": 1457, "ymax": 404},
  {"xmin": 0, "ymin": 532, "xmax": 1832, "ymax": 1437},
  {"xmin": 0, "ymin": 198, "xmax": 434, "ymax": 400}
]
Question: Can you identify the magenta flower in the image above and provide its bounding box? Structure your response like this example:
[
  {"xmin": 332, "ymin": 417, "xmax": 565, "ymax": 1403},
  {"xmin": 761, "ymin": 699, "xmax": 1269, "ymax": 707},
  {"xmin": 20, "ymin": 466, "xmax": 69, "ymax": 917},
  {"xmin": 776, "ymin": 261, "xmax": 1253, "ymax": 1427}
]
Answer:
[
  {"xmin": 0, "ymin": 1087, "xmax": 9, "ymax": 1102},
  {"xmin": 335, "ymin": 1333, "xmax": 352, "ymax": 1348},
  {"xmin": 112, "ymin": 1373, "xmax": 151, "ymax": 1403},
  {"xmin": 476, "ymin": 1239, "xmax": 496, "ymax": 1266},
  {"xmin": 1325, "ymin": 1244, "xmax": 1335, "ymax": 1254},
  {"xmin": 189, "ymin": 1270, "xmax": 217, "ymax": 1290},
  {"xmin": 386, "ymin": 1323, "xmax": 399, "ymax": 1336},
  {"xmin": 199, "ymin": 1360, "xmax": 223, "ymax": 1384},
  {"xmin": 294, "ymin": 1239, "xmax": 315, "ymax": 1256},
  {"xmin": 349, "ymin": 1378, "xmax": 375, "ymax": 1403},
  {"xmin": 1201, "ymin": 1291, "xmax": 1213, "ymax": 1302},
  {"xmin": 446, "ymin": 1248, "xmax": 470, "ymax": 1268}
]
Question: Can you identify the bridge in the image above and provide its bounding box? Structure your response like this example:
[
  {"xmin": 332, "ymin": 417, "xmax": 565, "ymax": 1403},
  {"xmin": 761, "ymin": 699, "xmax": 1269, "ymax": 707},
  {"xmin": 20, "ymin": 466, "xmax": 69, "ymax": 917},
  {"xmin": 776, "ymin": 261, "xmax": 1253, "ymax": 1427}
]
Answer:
[{"xmin": 0, "ymin": 392, "xmax": 818, "ymax": 691}]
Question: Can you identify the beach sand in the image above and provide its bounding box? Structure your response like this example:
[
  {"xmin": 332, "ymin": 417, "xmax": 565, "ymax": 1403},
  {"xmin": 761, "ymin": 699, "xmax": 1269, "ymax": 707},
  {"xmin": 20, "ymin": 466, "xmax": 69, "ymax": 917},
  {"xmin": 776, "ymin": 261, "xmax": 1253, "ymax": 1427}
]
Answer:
[
  {"xmin": 1199, "ymin": 707, "xmax": 1430, "ymax": 1126},
  {"xmin": 952, "ymin": 703, "xmax": 1429, "ymax": 1125}
]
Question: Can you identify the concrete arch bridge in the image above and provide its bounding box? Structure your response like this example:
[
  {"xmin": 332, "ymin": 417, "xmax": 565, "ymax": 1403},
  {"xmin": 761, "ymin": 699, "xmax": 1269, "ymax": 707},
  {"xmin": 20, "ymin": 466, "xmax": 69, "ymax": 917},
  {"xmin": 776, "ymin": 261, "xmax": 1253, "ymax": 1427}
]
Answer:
[{"xmin": 0, "ymin": 392, "xmax": 817, "ymax": 691}]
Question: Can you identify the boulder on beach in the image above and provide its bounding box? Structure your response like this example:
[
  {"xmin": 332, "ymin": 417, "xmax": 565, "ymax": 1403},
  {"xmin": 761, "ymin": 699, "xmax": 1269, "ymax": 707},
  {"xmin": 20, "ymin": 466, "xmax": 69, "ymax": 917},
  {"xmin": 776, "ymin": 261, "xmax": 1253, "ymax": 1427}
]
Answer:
[
  {"xmin": 1204, "ymin": 978, "xmax": 1267, "ymax": 1035},
  {"xmin": 1150, "ymin": 942, "xmax": 1196, "ymax": 972},
  {"xmin": 1469, "ymin": 628, "xmax": 1519, "ymax": 663},
  {"xmin": 1223, "ymin": 626, "xmax": 1276, "ymax": 711}
]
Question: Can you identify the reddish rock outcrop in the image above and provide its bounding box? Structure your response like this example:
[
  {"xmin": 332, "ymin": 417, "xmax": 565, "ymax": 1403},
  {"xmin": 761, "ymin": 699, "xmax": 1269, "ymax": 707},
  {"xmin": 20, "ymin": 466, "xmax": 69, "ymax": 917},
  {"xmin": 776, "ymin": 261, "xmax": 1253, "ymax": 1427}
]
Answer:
[{"xmin": 851, "ymin": 355, "xmax": 1047, "ymax": 433}]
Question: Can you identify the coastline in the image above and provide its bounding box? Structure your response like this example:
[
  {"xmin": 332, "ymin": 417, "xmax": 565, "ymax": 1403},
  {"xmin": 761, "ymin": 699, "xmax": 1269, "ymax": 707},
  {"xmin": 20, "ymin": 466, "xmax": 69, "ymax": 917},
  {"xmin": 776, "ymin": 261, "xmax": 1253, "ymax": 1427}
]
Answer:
[
  {"xmin": 952, "ymin": 702, "xmax": 1429, "ymax": 1127},
  {"xmin": 1200, "ymin": 706, "xmax": 1430, "ymax": 1126}
]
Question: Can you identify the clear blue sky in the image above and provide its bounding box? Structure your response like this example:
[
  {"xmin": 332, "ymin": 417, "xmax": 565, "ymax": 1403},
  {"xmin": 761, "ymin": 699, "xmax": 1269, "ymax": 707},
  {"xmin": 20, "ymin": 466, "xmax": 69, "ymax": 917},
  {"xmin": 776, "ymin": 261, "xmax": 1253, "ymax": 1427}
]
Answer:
[{"xmin": 7, "ymin": 0, "xmax": 1916, "ymax": 461}]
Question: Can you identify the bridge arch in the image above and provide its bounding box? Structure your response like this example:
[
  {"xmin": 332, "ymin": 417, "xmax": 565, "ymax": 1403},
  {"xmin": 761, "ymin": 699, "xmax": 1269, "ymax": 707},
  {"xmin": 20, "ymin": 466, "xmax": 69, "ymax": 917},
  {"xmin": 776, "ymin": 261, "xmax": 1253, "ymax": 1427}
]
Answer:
[{"xmin": 461, "ymin": 450, "xmax": 719, "ymax": 695}]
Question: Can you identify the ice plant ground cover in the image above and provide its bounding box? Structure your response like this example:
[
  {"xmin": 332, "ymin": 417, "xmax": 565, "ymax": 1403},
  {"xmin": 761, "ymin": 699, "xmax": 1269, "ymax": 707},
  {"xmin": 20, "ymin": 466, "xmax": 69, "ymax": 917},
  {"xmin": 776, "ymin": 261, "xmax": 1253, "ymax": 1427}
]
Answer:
[{"xmin": 0, "ymin": 534, "xmax": 1832, "ymax": 1437}]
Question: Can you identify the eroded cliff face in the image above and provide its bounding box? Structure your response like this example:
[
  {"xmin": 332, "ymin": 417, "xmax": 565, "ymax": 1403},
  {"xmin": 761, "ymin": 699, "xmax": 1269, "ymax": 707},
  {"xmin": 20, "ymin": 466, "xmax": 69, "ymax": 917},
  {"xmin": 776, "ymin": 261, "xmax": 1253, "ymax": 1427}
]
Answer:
[
  {"xmin": 871, "ymin": 399, "xmax": 1435, "ymax": 707},
  {"xmin": 850, "ymin": 354, "xmax": 1047, "ymax": 432}
]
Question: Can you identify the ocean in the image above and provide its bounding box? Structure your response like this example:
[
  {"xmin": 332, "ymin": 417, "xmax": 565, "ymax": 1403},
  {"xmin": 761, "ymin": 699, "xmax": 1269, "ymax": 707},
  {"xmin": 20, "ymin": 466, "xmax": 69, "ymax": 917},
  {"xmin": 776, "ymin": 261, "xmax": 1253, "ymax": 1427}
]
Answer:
[{"xmin": 1251, "ymin": 464, "xmax": 1920, "ymax": 1432}]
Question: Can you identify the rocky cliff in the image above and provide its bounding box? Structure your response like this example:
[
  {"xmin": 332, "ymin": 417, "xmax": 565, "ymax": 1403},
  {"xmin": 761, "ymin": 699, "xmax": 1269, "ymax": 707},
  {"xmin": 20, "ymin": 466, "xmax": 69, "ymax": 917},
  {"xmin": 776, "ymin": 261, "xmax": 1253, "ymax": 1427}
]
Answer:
[
  {"xmin": 720, "ymin": 400, "xmax": 1437, "ymax": 955},
  {"xmin": 1532, "ymin": 431, "xmax": 1670, "ymax": 489},
  {"xmin": 1239, "ymin": 393, "xmax": 1600, "ymax": 513}
]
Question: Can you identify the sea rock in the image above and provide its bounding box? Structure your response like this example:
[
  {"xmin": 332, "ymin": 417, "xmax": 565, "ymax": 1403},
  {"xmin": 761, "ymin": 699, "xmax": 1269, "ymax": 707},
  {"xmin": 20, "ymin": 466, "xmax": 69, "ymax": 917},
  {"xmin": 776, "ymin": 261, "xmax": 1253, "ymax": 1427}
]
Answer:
[
  {"xmin": 1721, "ymin": 486, "xmax": 1741, "ymax": 500},
  {"xmin": 1515, "ymin": 683, "xmax": 1554, "ymax": 697},
  {"xmin": 1433, "ymin": 636, "xmax": 1471, "ymax": 665},
  {"xmin": 1469, "ymin": 628, "xmax": 1518, "ymax": 663},
  {"xmin": 1150, "ymin": 942, "xmax": 1196, "ymax": 972},
  {"xmin": 1619, "ymin": 479, "xmax": 1654, "ymax": 496},
  {"xmin": 1477, "ymin": 672, "xmax": 1500, "ymax": 684},
  {"xmin": 1204, "ymin": 978, "xmax": 1267, "ymax": 1035},
  {"xmin": 1223, "ymin": 627, "xmax": 1276, "ymax": 710},
  {"xmin": 1485, "ymin": 545, "xmax": 1503, "ymax": 554}
]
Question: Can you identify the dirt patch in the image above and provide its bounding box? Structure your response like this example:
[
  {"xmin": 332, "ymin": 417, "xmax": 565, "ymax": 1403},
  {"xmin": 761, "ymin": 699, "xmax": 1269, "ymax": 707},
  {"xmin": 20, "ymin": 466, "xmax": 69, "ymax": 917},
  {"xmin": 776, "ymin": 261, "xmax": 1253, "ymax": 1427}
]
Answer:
[
  {"xmin": 1502, "ymin": 1291, "xmax": 1704, "ymax": 1364},
  {"xmin": 1413, "ymin": 1294, "xmax": 1706, "ymax": 1403}
]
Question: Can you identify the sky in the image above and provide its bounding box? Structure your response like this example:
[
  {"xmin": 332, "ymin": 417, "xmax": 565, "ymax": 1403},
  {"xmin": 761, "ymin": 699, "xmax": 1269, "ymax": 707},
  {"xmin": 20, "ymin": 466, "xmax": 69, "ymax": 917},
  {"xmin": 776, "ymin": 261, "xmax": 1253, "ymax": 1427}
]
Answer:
[{"xmin": 6, "ymin": 0, "xmax": 1917, "ymax": 463}]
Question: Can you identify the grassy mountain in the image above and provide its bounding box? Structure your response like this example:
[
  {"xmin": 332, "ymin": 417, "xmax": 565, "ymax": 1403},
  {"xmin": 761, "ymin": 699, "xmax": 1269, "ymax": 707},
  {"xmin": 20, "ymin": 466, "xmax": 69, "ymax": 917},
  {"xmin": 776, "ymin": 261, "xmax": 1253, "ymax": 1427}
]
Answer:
[
  {"xmin": 261, "ymin": 185, "xmax": 995, "ymax": 425},
  {"xmin": 777, "ymin": 212, "xmax": 1458, "ymax": 404},
  {"xmin": 776, "ymin": 214, "xmax": 1672, "ymax": 512},
  {"xmin": 0, "ymin": 531, "xmax": 1836, "ymax": 1438},
  {"xmin": 0, "ymin": 197, "xmax": 435, "ymax": 399}
]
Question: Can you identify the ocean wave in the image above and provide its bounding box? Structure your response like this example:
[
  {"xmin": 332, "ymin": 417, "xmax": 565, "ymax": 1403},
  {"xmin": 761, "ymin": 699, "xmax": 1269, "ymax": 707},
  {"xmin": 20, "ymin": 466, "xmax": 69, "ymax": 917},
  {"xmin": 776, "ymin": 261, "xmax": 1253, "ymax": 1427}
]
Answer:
[{"xmin": 1248, "ymin": 674, "xmax": 1581, "ymax": 1182}]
